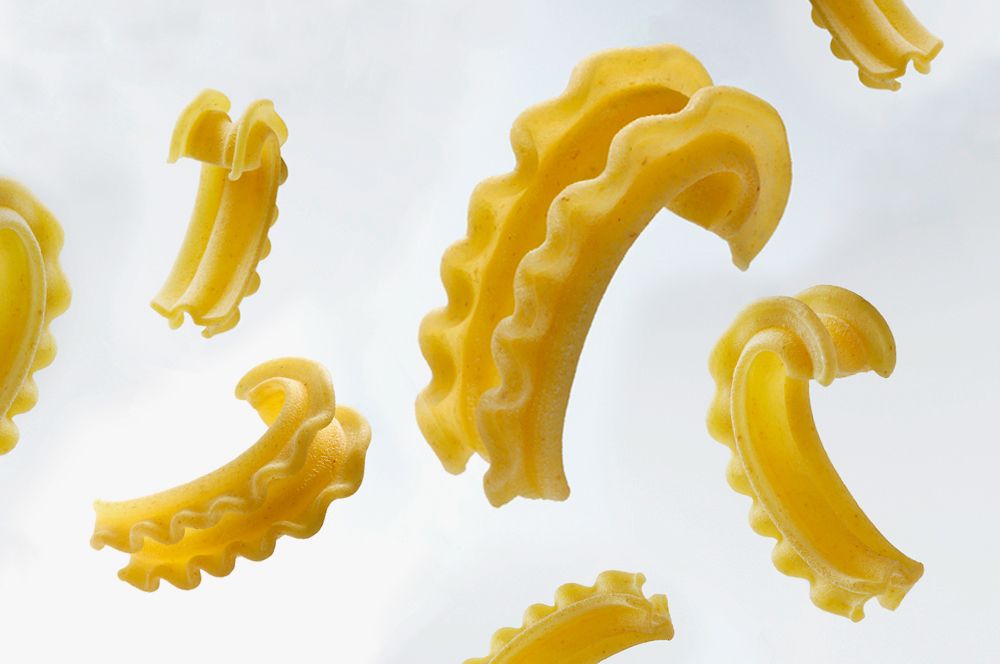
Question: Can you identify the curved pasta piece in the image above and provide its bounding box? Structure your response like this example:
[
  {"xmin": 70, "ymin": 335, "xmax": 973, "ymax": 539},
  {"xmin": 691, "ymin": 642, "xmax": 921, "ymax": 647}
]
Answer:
[
  {"xmin": 417, "ymin": 45, "xmax": 714, "ymax": 475},
  {"xmin": 810, "ymin": 0, "xmax": 942, "ymax": 90},
  {"xmin": 466, "ymin": 571, "xmax": 672, "ymax": 664},
  {"xmin": 478, "ymin": 85, "xmax": 792, "ymax": 506},
  {"xmin": 152, "ymin": 90, "xmax": 288, "ymax": 337},
  {"xmin": 706, "ymin": 285, "xmax": 923, "ymax": 620},
  {"xmin": 91, "ymin": 358, "xmax": 371, "ymax": 591},
  {"xmin": 0, "ymin": 179, "xmax": 70, "ymax": 454}
]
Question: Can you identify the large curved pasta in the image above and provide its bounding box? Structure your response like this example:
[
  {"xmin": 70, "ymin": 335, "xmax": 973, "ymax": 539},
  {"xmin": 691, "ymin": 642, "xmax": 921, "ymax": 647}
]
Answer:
[
  {"xmin": 91, "ymin": 358, "xmax": 371, "ymax": 591},
  {"xmin": 706, "ymin": 285, "xmax": 923, "ymax": 620},
  {"xmin": 152, "ymin": 90, "xmax": 288, "ymax": 337},
  {"xmin": 0, "ymin": 179, "xmax": 70, "ymax": 454},
  {"xmin": 466, "ymin": 571, "xmax": 672, "ymax": 664},
  {"xmin": 417, "ymin": 45, "xmax": 714, "ymax": 475},
  {"xmin": 477, "ymin": 85, "xmax": 792, "ymax": 506},
  {"xmin": 809, "ymin": 0, "xmax": 942, "ymax": 90}
]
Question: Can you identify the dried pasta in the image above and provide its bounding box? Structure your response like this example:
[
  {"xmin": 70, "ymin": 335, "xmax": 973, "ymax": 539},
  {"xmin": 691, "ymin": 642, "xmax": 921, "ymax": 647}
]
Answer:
[
  {"xmin": 706, "ymin": 285, "xmax": 923, "ymax": 620},
  {"xmin": 809, "ymin": 0, "xmax": 942, "ymax": 90},
  {"xmin": 0, "ymin": 179, "xmax": 70, "ymax": 454},
  {"xmin": 466, "ymin": 571, "xmax": 672, "ymax": 664},
  {"xmin": 91, "ymin": 358, "xmax": 370, "ymax": 591},
  {"xmin": 152, "ymin": 90, "xmax": 288, "ymax": 337},
  {"xmin": 418, "ymin": 45, "xmax": 792, "ymax": 507}
]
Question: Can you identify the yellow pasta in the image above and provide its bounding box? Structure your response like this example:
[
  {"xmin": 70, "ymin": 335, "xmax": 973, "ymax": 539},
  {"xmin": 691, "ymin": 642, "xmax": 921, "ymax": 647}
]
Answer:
[
  {"xmin": 418, "ymin": 45, "xmax": 714, "ymax": 475},
  {"xmin": 809, "ymin": 0, "xmax": 942, "ymax": 90},
  {"xmin": 466, "ymin": 571, "xmax": 672, "ymax": 664},
  {"xmin": 91, "ymin": 358, "xmax": 370, "ymax": 591},
  {"xmin": 418, "ymin": 45, "xmax": 792, "ymax": 507},
  {"xmin": 0, "ymin": 179, "xmax": 70, "ymax": 454},
  {"xmin": 152, "ymin": 90, "xmax": 288, "ymax": 337},
  {"xmin": 478, "ymin": 85, "xmax": 791, "ymax": 506},
  {"xmin": 706, "ymin": 285, "xmax": 923, "ymax": 620}
]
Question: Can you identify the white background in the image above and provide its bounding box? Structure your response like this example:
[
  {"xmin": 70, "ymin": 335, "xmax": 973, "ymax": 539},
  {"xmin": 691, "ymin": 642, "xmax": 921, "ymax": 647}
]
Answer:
[{"xmin": 0, "ymin": 1, "xmax": 996, "ymax": 662}]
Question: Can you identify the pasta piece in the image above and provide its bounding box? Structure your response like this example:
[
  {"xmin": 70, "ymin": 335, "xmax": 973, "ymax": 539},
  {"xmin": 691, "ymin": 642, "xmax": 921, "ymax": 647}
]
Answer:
[
  {"xmin": 466, "ymin": 571, "xmax": 672, "ymax": 664},
  {"xmin": 417, "ymin": 45, "xmax": 714, "ymax": 475},
  {"xmin": 152, "ymin": 90, "xmax": 288, "ymax": 337},
  {"xmin": 0, "ymin": 179, "xmax": 70, "ymax": 454},
  {"xmin": 810, "ymin": 0, "xmax": 942, "ymax": 90},
  {"xmin": 706, "ymin": 286, "xmax": 923, "ymax": 620},
  {"xmin": 478, "ymin": 85, "xmax": 792, "ymax": 506},
  {"xmin": 91, "ymin": 358, "xmax": 371, "ymax": 591}
]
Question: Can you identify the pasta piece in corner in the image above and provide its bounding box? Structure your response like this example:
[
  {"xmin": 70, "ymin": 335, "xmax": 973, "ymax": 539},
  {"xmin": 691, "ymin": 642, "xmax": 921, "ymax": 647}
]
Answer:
[
  {"xmin": 91, "ymin": 358, "xmax": 371, "ymax": 591},
  {"xmin": 152, "ymin": 90, "xmax": 288, "ymax": 337},
  {"xmin": 0, "ymin": 179, "xmax": 71, "ymax": 454},
  {"xmin": 466, "ymin": 570, "xmax": 672, "ymax": 664},
  {"xmin": 809, "ymin": 0, "xmax": 942, "ymax": 90},
  {"xmin": 706, "ymin": 285, "xmax": 923, "ymax": 620}
]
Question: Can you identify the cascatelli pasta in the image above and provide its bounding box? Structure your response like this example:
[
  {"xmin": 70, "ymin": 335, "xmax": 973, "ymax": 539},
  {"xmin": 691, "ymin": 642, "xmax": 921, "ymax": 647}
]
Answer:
[
  {"xmin": 418, "ymin": 45, "xmax": 792, "ymax": 506},
  {"xmin": 0, "ymin": 179, "xmax": 70, "ymax": 454},
  {"xmin": 152, "ymin": 90, "xmax": 288, "ymax": 337},
  {"xmin": 707, "ymin": 285, "xmax": 923, "ymax": 620},
  {"xmin": 466, "ymin": 571, "xmax": 672, "ymax": 664},
  {"xmin": 91, "ymin": 358, "xmax": 370, "ymax": 591}
]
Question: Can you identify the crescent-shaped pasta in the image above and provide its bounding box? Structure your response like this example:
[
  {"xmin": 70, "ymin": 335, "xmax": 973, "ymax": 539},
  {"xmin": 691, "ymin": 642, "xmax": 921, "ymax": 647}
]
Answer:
[
  {"xmin": 0, "ymin": 179, "xmax": 70, "ymax": 454},
  {"xmin": 417, "ymin": 44, "xmax": 714, "ymax": 475},
  {"xmin": 809, "ymin": 0, "xmax": 942, "ymax": 90},
  {"xmin": 466, "ymin": 571, "xmax": 672, "ymax": 664},
  {"xmin": 91, "ymin": 358, "xmax": 371, "ymax": 591},
  {"xmin": 152, "ymin": 90, "xmax": 288, "ymax": 337},
  {"xmin": 477, "ymin": 85, "xmax": 792, "ymax": 506},
  {"xmin": 706, "ymin": 285, "xmax": 923, "ymax": 620}
]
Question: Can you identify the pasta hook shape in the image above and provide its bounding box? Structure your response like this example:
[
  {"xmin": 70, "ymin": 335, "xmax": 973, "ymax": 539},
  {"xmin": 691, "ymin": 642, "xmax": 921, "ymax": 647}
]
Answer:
[
  {"xmin": 152, "ymin": 90, "xmax": 288, "ymax": 337},
  {"xmin": 809, "ymin": 0, "xmax": 942, "ymax": 90},
  {"xmin": 478, "ymin": 84, "xmax": 792, "ymax": 506},
  {"xmin": 706, "ymin": 285, "xmax": 923, "ymax": 620},
  {"xmin": 466, "ymin": 571, "xmax": 672, "ymax": 664},
  {"xmin": 418, "ymin": 44, "xmax": 715, "ymax": 476},
  {"xmin": 0, "ymin": 179, "xmax": 70, "ymax": 454},
  {"xmin": 91, "ymin": 358, "xmax": 371, "ymax": 591}
]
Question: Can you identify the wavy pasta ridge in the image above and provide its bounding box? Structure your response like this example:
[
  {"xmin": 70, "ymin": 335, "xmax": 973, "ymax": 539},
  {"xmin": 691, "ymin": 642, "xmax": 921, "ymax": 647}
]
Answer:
[
  {"xmin": 707, "ymin": 286, "xmax": 923, "ymax": 620},
  {"xmin": 466, "ymin": 571, "xmax": 672, "ymax": 664},
  {"xmin": 152, "ymin": 90, "xmax": 287, "ymax": 337},
  {"xmin": 417, "ymin": 44, "xmax": 713, "ymax": 473},
  {"xmin": 809, "ymin": 1, "xmax": 942, "ymax": 90},
  {"xmin": 91, "ymin": 359, "xmax": 336, "ymax": 552},
  {"xmin": 0, "ymin": 179, "xmax": 70, "ymax": 454},
  {"xmin": 117, "ymin": 411, "xmax": 371, "ymax": 592},
  {"xmin": 478, "ymin": 86, "xmax": 792, "ymax": 506}
]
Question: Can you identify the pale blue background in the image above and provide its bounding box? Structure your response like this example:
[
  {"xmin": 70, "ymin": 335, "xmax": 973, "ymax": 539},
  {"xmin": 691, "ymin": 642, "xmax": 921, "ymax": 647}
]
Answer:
[{"xmin": 0, "ymin": 1, "xmax": 995, "ymax": 661}]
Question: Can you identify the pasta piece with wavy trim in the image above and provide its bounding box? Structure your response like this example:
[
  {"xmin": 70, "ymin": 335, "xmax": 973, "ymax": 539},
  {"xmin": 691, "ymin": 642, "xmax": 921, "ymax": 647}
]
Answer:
[
  {"xmin": 417, "ymin": 45, "xmax": 713, "ymax": 474},
  {"xmin": 466, "ymin": 570, "xmax": 672, "ymax": 664},
  {"xmin": 152, "ymin": 90, "xmax": 288, "ymax": 337},
  {"xmin": 477, "ymin": 85, "xmax": 792, "ymax": 506},
  {"xmin": 706, "ymin": 285, "xmax": 923, "ymax": 620},
  {"xmin": 91, "ymin": 358, "xmax": 371, "ymax": 591},
  {"xmin": 0, "ymin": 179, "xmax": 70, "ymax": 454},
  {"xmin": 809, "ymin": 0, "xmax": 942, "ymax": 90}
]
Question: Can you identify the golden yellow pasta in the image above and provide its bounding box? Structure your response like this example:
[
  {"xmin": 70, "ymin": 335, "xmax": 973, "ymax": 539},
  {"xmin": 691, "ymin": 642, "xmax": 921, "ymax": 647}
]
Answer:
[
  {"xmin": 466, "ymin": 571, "xmax": 672, "ymax": 664},
  {"xmin": 809, "ymin": 0, "xmax": 942, "ymax": 90},
  {"xmin": 418, "ymin": 45, "xmax": 714, "ymax": 476},
  {"xmin": 91, "ymin": 358, "xmax": 370, "ymax": 591},
  {"xmin": 0, "ymin": 179, "xmax": 70, "ymax": 454},
  {"xmin": 152, "ymin": 90, "xmax": 288, "ymax": 337},
  {"xmin": 707, "ymin": 285, "xmax": 923, "ymax": 620},
  {"xmin": 479, "ymin": 86, "xmax": 792, "ymax": 506},
  {"xmin": 418, "ymin": 45, "xmax": 792, "ymax": 507}
]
